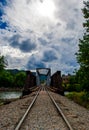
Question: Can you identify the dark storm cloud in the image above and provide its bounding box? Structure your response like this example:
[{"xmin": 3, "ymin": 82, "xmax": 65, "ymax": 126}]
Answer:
[
  {"xmin": 20, "ymin": 40, "xmax": 37, "ymax": 53},
  {"xmin": 9, "ymin": 34, "xmax": 20, "ymax": 47},
  {"xmin": 38, "ymin": 38, "xmax": 48, "ymax": 45},
  {"xmin": 42, "ymin": 50, "xmax": 58, "ymax": 62},
  {"xmin": 26, "ymin": 56, "xmax": 46, "ymax": 70},
  {"xmin": 61, "ymin": 37, "xmax": 74, "ymax": 43},
  {"xmin": 9, "ymin": 35, "xmax": 37, "ymax": 53}
]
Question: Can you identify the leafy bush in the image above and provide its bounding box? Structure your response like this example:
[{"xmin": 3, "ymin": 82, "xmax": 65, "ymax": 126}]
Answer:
[
  {"xmin": 74, "ymin": 84, "xmax": 83, "ymax": 92},
  {"xmin": 14, "ymin": 72, "xmax": 26, "ymax": 88},
  {"xmin": 0, "ymin": 70, "xmax": 26, "ymax": 88},
  {"xmin": 66, "ymin": 91, "xmax": 89, "ymax": 109},
  {"xmin": 0, "ymin": 70, "xmax": 14, "ymax": 87}
]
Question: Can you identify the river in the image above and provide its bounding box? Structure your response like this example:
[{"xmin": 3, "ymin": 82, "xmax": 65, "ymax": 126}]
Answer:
[{"xmin": 0, "ymin": 91, "xmax": 22, "ymax": 100}]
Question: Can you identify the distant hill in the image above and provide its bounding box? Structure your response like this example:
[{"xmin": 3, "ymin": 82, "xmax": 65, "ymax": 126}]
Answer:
[
  {"xmin": 6, "ymin": 70, "xmax": 47, "ymax": 82},
  {"xmin": 6, "ymin": 69, "xmax": 25, "ymax": 74}
]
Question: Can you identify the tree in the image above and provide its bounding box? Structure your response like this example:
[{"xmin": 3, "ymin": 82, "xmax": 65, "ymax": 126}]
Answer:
[
  {"xmin": 76, "ymin": 1, "xmax": 89, "ymax": 91},
  {"xmin": 14, "ymin": 72, "xmax": 26, "ymax": 88},
  {"xmin": 0, "ymin": 54, "xmax": 7, "ymax": 71},
  {"xmin": 0, "ymin": 70, "xmax": 14, "ymax": 88}
]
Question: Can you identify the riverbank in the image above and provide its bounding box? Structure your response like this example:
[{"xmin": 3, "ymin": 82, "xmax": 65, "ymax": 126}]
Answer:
[
  {"xmin": 0, "ymin": 96, "xmax": 22, "ymax": 106},
  {"xmin": 0, "ymin": 87, "xmax": 23, "ymax": 92},
  {"xmin": 0, "ymin": 90, "xmax": 22, "ymax": 106},
  {"xmin": 66, "ymin": 91, "xmax": 89, "ymax": 109},
  {"xmin": 0, "ymin": 99, "xmax": 12, "ymax": 106}
]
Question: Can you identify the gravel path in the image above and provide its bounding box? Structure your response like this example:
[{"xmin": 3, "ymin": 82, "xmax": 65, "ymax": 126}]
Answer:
[{"xmin": 0, "ymin": 90, "xmax": 89, "ymax": 130}]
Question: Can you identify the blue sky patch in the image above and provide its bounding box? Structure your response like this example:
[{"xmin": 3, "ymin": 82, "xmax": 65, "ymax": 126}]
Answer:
[
  {"xmin": 0, "ymin": 9, "xmax": 3, "ymax": 17},
  {"xmin": 0, "ymin": 21, "xmax": 8, "ymax": 29},
  {"xmin": 0, "ymin": 0, "xmax": 7, "ymax": 6}
]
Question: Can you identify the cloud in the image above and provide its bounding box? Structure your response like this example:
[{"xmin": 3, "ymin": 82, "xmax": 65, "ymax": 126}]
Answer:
[
  {"xmin": 9, "ymin": 34, "xmax": 37, "ymax": 53},
  {"xmin": 26, "ymin": 55, "xmax": 46, "ymax": 70},
  {"xmin": 42, "ymin": 50, "xmax": 58, "ymax": 62},
  {"xmin": 6, "ymin": 54, "xmax": 28, "ymax": 70},
  {"xmin": 61, "ymin": 37, "xmax": 74, "ymax": 43},
  {"xmin": 38, "ymin": 38, "xmax": 48, "ymax": 45},
  {"xmin": 9, "ymin": 34, "xmax": 20, "ymax": 47},
  {"xmin": 20, "ymin": 40, "xmax": 37, "ymax": 53},
  {"xmin": 0, "ymin": 0, "xmax": 85, "ymax": 74}
]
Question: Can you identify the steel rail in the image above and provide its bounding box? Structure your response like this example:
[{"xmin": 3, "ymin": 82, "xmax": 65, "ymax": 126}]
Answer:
[
  {"xmin": 46, "ymin": 88, "xmax": 73, "ymax": 130},
  {"xmin": 15, "ymin": 88, "xmax": 41, "ymax": 130}
]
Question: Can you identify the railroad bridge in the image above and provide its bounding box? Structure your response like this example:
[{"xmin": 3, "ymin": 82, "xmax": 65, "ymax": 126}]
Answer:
[{"xmin": 23, "ymin": 68, "xmax": 64, "ymax": 95}]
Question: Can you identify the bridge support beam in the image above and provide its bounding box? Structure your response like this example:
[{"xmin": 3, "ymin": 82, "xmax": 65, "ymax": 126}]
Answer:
[
  {"xmin": 23, "ymin": 71, "xmax": 36, "ymax": 95},
  {"xmin": 51, "ymin": 71, "xmax": 64, "ymax": 95}
]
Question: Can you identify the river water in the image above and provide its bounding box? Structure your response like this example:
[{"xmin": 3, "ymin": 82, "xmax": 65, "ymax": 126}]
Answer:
[
  {"xmin": 0, "ymin": 91, "xmax": 69, "ymax": 100},
  {"xmin": 0, "ymin": 91, "xmax": 22, "ymax": 99}
]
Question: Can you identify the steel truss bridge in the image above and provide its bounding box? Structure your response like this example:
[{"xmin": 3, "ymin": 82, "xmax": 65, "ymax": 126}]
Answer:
[{"xmin": 23, "ymin": 68, "xmax": 64, "ymax": 95}]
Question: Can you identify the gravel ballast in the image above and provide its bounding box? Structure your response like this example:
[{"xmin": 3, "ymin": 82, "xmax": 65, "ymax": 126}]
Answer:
[{"xmin": 0, "ymin": 90, "xmax": 89, "ymax": 130}]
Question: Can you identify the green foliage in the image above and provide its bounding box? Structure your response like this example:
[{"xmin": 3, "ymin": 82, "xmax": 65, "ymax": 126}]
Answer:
[
  {"xmin": 0, "ymin": 70, "xmax": 26, "ymax": 88},
  {"xmin": 76, "ymin": 0, "xmax": 89, "ymax": 92},
  {"xmin": 14, "ymin": 72, "xmax": 26, "ymax": 88},
  {"xmin": 63, "ymin": 75, "xmax": 83, "ymax": 92},
  {"xmin": 0, "ymin": 70, "xmax": 14, "ymax": 88},
  {"xmin": 0, "ymin": 54, "xmax": 26, "ymax": 88},
  {"xmin": 74, "ymin": 84, "xmax": 83, "ymax": 92},
  {"xmin": 0, "ymin": 54, "xmax": 7, "ymax": 71},
  {"xmin": 66, "ymin": 83, "xmax": 82, "ymax": 92},
  {"xmin": 81, "ymin": 92, "xmax": 89, "ymax": 102},
  {"xmin": 66, "ymin": 91, "xmax": 89, "ymax": 109}
]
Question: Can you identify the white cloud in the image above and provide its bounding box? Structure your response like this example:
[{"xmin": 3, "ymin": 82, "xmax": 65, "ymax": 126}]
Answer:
[
  {"xmin": 0, "ymin": 0, "xmax": 85, "ymax": 74},
  {"xmin": 3, "ymin": 0, "xmax": 58, "ymax": 34}
]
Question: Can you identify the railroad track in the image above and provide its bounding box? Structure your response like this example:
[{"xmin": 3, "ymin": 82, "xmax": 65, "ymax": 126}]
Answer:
[
  {"xmin": 15, "ymin": 86, "xmax": 73, "ymax": 130},
  {"xmin": 15, "ymin": 87, "xmax": 41, "ymax": 130},
  {"xmin": 46, "ymin": 88, "xmax": 73, "ymax": 130}
]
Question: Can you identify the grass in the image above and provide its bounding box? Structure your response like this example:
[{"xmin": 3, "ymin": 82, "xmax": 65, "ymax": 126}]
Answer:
[
  {"xmin": 0, "ymin": 100, "xmax": 4, "ymax": 106},
  {"xmin": 66, "ymin": 91, "xmax": 89, "ymax": 109}
]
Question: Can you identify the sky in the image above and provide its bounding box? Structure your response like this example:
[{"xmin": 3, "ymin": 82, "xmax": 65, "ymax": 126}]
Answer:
[{"xmin": 0, "ymin": 0, "xmax": 86, "ymax": 74}]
